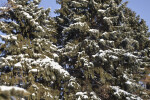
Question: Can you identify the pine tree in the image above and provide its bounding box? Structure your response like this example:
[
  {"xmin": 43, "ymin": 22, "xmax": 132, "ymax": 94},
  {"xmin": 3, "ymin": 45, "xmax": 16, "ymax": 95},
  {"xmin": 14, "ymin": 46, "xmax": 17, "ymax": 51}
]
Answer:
[
  {"xmin": 0, "ymin": 0, "xmax": 150, "ymax": 99},
  {"xmin": 56, "ymin": 0, "xmax": 150, "ymax": 99},
  {"xmin": 0, "ymin": 0, "xmax": 73, "ymax": 99}
]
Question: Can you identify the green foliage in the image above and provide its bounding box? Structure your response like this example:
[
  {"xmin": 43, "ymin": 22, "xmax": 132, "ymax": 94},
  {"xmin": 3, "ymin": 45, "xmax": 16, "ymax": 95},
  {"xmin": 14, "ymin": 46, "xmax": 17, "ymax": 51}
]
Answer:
[
  {"xmin": 0, "ymin": 0, "xmax": 61, "ymax": 99},
  {"xmin": 56, "ymin": 0, "xmax": 150, "ymax": 99},
  {"xmin": 0, "ymin": 0, "xmax": 150, "ymax": 99}
]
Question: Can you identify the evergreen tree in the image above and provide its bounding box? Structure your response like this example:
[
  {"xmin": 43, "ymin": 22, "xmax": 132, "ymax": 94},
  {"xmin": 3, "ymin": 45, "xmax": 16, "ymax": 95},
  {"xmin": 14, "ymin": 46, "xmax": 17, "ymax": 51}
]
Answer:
[
  {"xmin": 0, "ymin": 0, "xmax": 74, "ymax": 99},
  {"xmin": 0, "ymin": 0, "xmax": 150, "ymax": 99},
  {"xmin": 56, "ymin": 0, "xmax": 150, "ymax": 99}
]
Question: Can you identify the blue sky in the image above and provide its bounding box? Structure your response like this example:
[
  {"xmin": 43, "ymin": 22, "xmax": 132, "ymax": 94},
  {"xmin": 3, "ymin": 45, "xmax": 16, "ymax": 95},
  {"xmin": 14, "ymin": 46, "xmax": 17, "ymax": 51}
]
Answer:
[
  {"xmin": 123, "ymin": 0, "xmax": 150, "ymax": 31},
  {"xmin": 40, "ymin": 0, "xmax": 60, "ymax": 17}
]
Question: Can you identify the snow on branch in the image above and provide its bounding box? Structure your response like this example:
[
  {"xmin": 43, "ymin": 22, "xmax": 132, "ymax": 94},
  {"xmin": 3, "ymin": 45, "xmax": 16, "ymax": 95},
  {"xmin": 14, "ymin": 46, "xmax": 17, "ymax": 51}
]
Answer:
[
  {"xmin": 31, "ymin": 56, "xmax": 70, "ymax": 77},
  {"xmin": 0, "ymin": 85, "xmax": 27, "ymax": 92},
  {"xmin": 62, "ymin": 22, "xmax": 89, "ymax": 34},
  {"xmin": 21, "ymin": 11, "xmax": 33, "ymax": 19},
  {"xmin": 0, "ymin": 54, "xmax": 69, "ymax": 78},
  {"xmin": 0, "ymin": 34, "xmax": 17, "ymax": 41},
  {"xmin": 110, "ymin": 86, "xmax": 142, "ymax": 100},
  {"xmin": 76, "ymin": 91, "xmax": 101, "ymax": 100},
  {"xmin": 0, "ymin": 7, "xmax": 8, "ymax": 10},
  {"xmin": 98, "ymin": 9, "xmax": 106, "ymax": 13},
  {"xmin": 0, "ymin": 86, "xmax": 30, "ymax": 99}
]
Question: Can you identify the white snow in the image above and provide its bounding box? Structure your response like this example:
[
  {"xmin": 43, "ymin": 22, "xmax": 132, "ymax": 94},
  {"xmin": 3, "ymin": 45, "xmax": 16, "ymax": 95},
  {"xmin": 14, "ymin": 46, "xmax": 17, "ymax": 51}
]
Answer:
[
  {"xmin": 90, "ymin": 92, "xmax": 101, "ymax": 100},
  {"xmin": 0, "ymin": 86, "xmax": 29, "ymax": 93},
  {"xmin": 5, "ymin": 56, "xmax": 13, "ymax": 61},
  {"xmin": 70, "ymin": 22, "xmax": 88, "ymax": 28},
  {"xmin": 108, "ymin": 40, "xmax": 114, "ymax": 43},
  {"xmin": 76, "ymin": 92, "xmax": 88, "ymax": 99},
  {"xmin": 32, "ymin": 84, "xmax": 39, "ymax": 89},
  {"xmin": 72, "ymin": 1, "xmax": 81, "ymax": 5},
  {"xmin": 32, "ymin": 93, "xmax": 36, "ymax": 96},
  {"xmin": 103, "ymin": 16, "xmax": 118, "ymax": 23},
  {"xmin": 14, "ymin": 62, "xmax": 22, "ymax": 67},
  {"xmin": 124, "ymin": 52, "xmax": 137, "ymax": 58},
  {"xmin": 32, "ymin": 56, "xmax": 69, "ymax": 77},
  {"xmin": 49, "ymin": 58, "xmax": 69, "ymax": 77},
  {"xmin": 29, "ymin": 69, "xmax": 38, "ymax": 73},
  {"xmin": 10, "ymin": 0, "xmax": 16, "ymax": 4},
  {"xmin": 76, "ymin": 91, "xmax": 101, "ymax": 100},
  {"xmin": 95, "ymin": 50, "xmax": 112, "ymax": 58},
  {"xmin": 103, "ymin": 17, "xmax": 110, "ymax": 20},
  {"xmin": 103, "ymin": 4, "xmax": 109, "ymax": 7},
  {"xmin": 62, "ymin": 22, "xmax": 89, "ymax": 33},
  {"xmin": 80, "ymin": 57, "xmax": 90, "ymax": 67},
  {"xmin": 123, "ymin": 73, "xmax": 139, "ymax": 87},
  {"xmin": 22, "ymin": 11, "xmax": 32, "ymax": 19},
  {"xmin": 68, "ymin": 76, "xmax": 77, "ymax": 88},
  {"xmin": 22, "ymin": 46, "xmax": 27, "ymax": 49},
  {"xmin": 0, "ymin": 7, "xmax": 8, "ymax": 10},
  {"xmin": 113, "ymin": 48, "xmax": 125, "ymax": 53},
  {"xmin": 74, "ymin": 15, "xmax": 85, "ymax": 21},
  {"xmin": 110, "ymin": 86, "xmax": 142, "ymax": 100},
  {"xmin": 47, "ymin": 92, "xmax": 53, "ymax": 98},
  {"xmin": 37, "ymin": 26, "xmax": 45, "ymax": 32},
  {"xmin": 16, "ymin": 5, "xmax": 23, "ymax": 8},
  {"xmin": 103, "ymin": 17, "xmax": 113, "ymax": 24},
  {"xmin": 11, "ymin": 21, "xmax": 19, "ymax": 27},
  {"xmin": 98, "ymin": 9, "xmax": 106, "ymax": 13},
  {"xmin": 0, "ymin": 52, "xmax": 69, "ymax": 78},
  {"xmin": 99, "ymin": 39, "xmax": 105, "ymax": 42},
  {"xmin": 102, "ymin": 32, "xmax": 108, "ymax": 35},
  {"xmin": 109, "ymin": 55, "xmax": 118, "ymax": 60},
  {"xmin": 53, "ymin": 53, "xmax": 59, "ymax": 58},
  {"xmin": 34, "ymin": 0, "xmax": 39, "ymax": 3},
  {"xmin": 111, "ymin": 86, "xmax": 127, "ymax": 96},
  {"xmin": 11, "ymin": 36, "xmax": 17, "ymax": 40},
  {"xmin": 125, "ymin": 80, "xmax": 132, "ymax": 85},
  {"xmin": 77, "ymin": 96, "xmax": 82, "ymax": 100},
  {"xmin": 0, "ymin": 34, "xmax": 17, "ymax": 40},
  {"xmin": 89, "ymin": 29, "xmax": 99, "ymax": 34}
]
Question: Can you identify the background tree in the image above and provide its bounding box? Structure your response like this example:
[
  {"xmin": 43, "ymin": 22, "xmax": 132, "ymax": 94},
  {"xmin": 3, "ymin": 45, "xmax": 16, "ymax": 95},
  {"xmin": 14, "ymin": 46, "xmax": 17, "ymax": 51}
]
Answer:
[
  {"xmin": 0, "ymin": 0, "xmax": 76, "ymax": 99},
  {"xmin": 56, "ymin": 0, "xmax": 150, "ymax": 99}
]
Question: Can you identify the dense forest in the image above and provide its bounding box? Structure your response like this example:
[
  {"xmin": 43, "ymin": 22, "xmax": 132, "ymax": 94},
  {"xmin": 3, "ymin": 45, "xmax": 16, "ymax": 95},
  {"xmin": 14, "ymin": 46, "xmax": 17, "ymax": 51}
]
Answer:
[{"xmin": 0, "ymin": 0, "xmax": 150, "ymax": 99}]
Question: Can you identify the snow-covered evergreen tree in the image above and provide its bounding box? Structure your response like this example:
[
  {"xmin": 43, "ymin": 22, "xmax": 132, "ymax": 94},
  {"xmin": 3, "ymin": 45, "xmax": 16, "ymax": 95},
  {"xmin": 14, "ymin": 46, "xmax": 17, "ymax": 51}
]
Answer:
[
  {"xmin": 0, "ymin": 0, "xmax": 150, "ymax": 99},
  {"xmin": 0, "ymin": 0, "xmax": 73, "ymax": 99},
  {"xmin": 56, "ymin": 0, "xmax": 150, "ymax": 99}
]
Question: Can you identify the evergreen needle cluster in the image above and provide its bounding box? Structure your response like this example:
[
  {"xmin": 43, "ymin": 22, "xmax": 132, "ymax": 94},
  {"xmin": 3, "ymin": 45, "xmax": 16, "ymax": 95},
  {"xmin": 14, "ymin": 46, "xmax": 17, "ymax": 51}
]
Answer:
[{"xmin": 0, "ymin": 0, "xmax": 150, "ymax": 99}]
